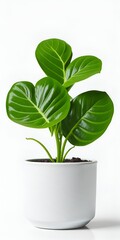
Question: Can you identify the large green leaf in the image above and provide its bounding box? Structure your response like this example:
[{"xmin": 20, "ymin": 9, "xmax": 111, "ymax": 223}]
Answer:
[
  {"xmin": 6, "ymin": 77, "xmax": 70, "ymax": 128},
  {"xmin": 63, "ymin": 56, "xmax": 102, "ymax": 88},
  {"xmin": 61, "ymin": 91, "xmax": 114, "ymax": 145},
  {"xmin": 35, "ymin": 38, "xmax": 72, "ymax": 84}
]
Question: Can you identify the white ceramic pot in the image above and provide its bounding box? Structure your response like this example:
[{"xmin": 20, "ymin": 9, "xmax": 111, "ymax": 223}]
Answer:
[{"xmin": 23, "ymin": 160, "xmax": 97, "ymax": 229}]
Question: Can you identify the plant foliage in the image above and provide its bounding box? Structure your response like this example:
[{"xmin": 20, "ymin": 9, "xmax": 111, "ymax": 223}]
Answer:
[{"xmin": 6, "ymin": 38, "xmax": 114, "ymax": 162}]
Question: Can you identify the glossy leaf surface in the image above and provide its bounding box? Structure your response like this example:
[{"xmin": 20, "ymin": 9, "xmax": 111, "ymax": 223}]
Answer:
[
  {"xmin": 64, "ymin": 56, "xmax": 102, "ymax": 88},
  {"xmin": 6, "ymin": 77, "xmax": 70, "ymax": 128},
  {"xmin": 35, "ymin": 38, "xmax": 72, "ymax": 84},
  {"xmin": 61, "ymin": 91, "xmax": 114, "ymax": 145}
]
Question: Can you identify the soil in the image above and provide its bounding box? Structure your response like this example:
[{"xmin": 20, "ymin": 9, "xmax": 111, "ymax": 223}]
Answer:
[
  {"xmin": 64, "ymin": 158, "xmax": 91, "ymax": 163},
  {"xmin": 27, "ymin": 158, "xmax": 91, "ymax": 163}
]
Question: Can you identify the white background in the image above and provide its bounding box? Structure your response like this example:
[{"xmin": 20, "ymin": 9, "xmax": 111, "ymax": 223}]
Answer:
[{"xmin": 0, "ymin": 0, "xmax": 120, "ymax": 239}]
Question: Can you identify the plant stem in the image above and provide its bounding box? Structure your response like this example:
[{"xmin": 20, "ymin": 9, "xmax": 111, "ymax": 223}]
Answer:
[
  {"xmin": 61, "ymin": 129, "xmax": 73, "ymax": 162},
  {"xmin": 26, "ymin": 138, "xmax": 54, "ymax": 162},
  {"xmin": 62, "ymin": 146, "xmax": 75, "ymax": 161},
  {"xmin": 61, "ymin": 137, "xmax": 68, "ymax": 162},
  {"xmin": 54, "ymin": 124, "xmax": 62, "ymax": 162}
]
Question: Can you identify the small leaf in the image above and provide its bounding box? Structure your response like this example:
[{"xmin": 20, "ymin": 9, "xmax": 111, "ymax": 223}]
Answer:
[
  {"xmin": 35, "ymin": 38, "xmax": 72, "ymax": 84},
  {"xmin": 61, "ymin": 91, "xmax": 114, "ymax": 146},
  {"xmin": 63, "ymin": 56, "xmax": 102, "ymax": 88},
  {"xmin": 6, "ymin": 77, "xmax": 70, "ymax": 128}
]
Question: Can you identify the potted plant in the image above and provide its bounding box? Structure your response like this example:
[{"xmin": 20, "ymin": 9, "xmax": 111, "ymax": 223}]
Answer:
[{"xmin": 6, "ymin": 38, "xmax": 114, "ymax": 229}]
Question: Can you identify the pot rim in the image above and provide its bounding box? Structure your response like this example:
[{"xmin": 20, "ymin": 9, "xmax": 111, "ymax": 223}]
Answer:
[{"xmin": 25, "ymin": 159, "xmax": 97, "ymax": 165}]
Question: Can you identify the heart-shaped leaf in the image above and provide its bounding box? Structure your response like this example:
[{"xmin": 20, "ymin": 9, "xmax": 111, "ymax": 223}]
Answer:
[
  {"xmin": 61, "ymin": 91, "xmax": 114, "ymax": 145},
  {"xmin": 35, "ymin": 38, "xmax": 72, "ymax": 84},
  {"xmin": 63, "ymin": 56, "xmax": 102, "ymax": 88},
  {"xmin": 6, "ymin": 77, "xmax": 70, "ymax": 128}
]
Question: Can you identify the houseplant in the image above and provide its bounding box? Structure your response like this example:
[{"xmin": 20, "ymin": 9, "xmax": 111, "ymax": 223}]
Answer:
[{"xmin": 6, "ymin": 38, "xmax": 114, "ymax": 229}]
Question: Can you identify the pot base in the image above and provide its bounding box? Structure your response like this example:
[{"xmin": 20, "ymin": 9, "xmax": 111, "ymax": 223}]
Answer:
[{"xmin": 28, "ymin": 217, "xmax": 94, "ymax": 230}]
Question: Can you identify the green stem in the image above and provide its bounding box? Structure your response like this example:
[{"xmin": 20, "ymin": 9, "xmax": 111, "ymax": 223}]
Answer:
[
  {"xmin": 62, "ymin": 146, "xmax": 75, "ymax": 162},
  {"xmin": 61, "ymin": 137, "xmax": 68, "ymax": 162},
  {"xmin": 26, "ymin": 138, "xmax": 54, "ymax": 162},
  {"xmin": 61, "ymin": 129, "xmax": 73, "ymax": 161},
  {"xmin": 54, "ymin": 124, "xmax": 62, "ymax": 162}
]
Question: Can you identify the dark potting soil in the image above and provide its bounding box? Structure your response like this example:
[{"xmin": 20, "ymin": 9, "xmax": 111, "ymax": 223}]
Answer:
[
  {"xmin": 27, "ymin": 158, "xmax": 91, "ymax": 163},
  {"xmin": 64, "ymin": 157, "xmax": 91, "ymax": 163}
]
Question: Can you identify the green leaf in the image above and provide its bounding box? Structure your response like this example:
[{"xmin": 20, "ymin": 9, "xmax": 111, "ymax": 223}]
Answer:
[
  {"xmin": 63, "ymin": 56, "xmax": 102, "ymax": 88},
  {"xmin": 35, "ymin": 38, "xmax": 72, "ymax": 84},
  {"xmin": 61, "ymin": 91, "xmax": 114, "ymax": 146},
  {"xmin": 6, "ymin": 77, "xmax": 70, "ymax": 128}
]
